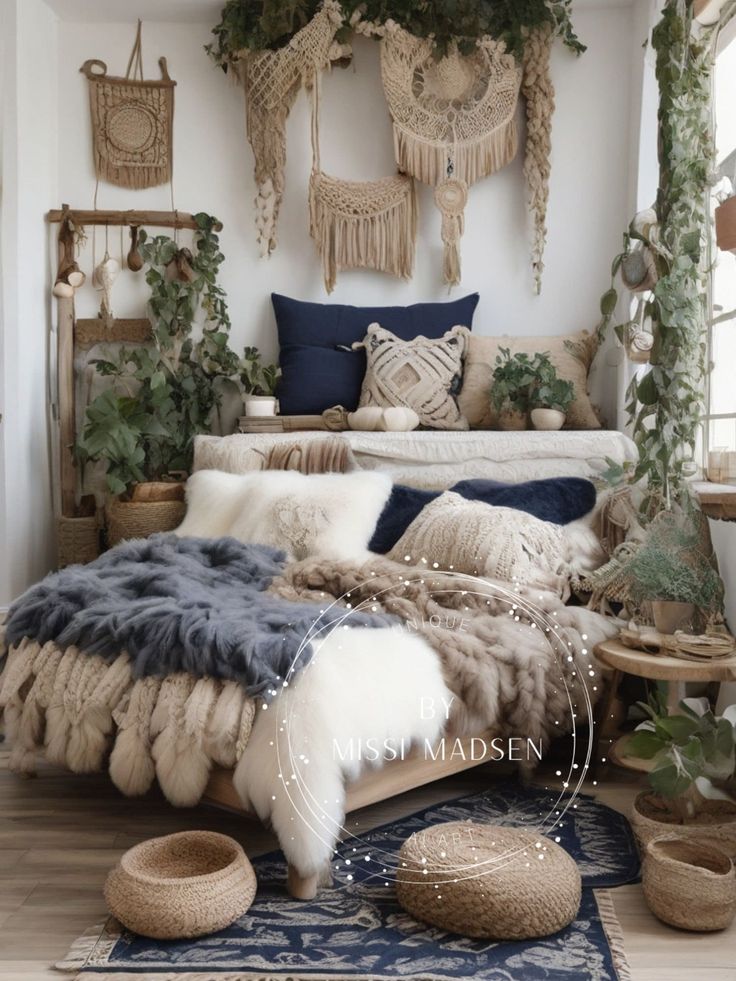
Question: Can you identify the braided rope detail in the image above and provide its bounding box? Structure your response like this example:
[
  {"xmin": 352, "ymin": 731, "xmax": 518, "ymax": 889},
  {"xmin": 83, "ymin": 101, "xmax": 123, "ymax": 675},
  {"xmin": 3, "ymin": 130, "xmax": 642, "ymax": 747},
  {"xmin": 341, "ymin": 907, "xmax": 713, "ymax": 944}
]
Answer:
[{"xmin": 522, "ymin": 26, "xmax": 555, "ymax": 294}]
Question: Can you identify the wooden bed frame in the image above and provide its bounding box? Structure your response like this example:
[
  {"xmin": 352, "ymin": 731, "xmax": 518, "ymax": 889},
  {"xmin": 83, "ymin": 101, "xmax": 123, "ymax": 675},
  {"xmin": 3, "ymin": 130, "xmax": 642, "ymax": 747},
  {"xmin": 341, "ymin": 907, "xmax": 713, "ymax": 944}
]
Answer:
[{"xmin": 203, "ymin": 730, "xmax": 494, "ymax": 898}]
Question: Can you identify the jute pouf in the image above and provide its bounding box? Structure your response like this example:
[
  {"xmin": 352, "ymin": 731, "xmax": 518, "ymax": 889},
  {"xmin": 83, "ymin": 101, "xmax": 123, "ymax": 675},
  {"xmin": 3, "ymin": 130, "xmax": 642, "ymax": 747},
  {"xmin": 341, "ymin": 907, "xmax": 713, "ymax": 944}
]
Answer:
[
  {"xmin": 396, "ymin": 822, "xmax": 581, "ymax": 940},
  {"xmin": 642, "ymin": 835, "xmax": 736, "ymax": 931},
  {"xmin": 104, "ymin": 831, "xmax": 256, "ymax": 939}
]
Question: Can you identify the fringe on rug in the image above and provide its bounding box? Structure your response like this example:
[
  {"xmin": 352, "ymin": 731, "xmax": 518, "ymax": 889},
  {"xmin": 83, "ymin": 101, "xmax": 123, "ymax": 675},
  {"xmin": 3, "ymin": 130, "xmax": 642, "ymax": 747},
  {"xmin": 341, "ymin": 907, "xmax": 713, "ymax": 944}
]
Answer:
[
  {"xmin": 0, "ymin": 640, "xmax": 254, "ymax": 805},
  {"xmin": 595, "ymin": 889, "xmax": 633, "ymax": 981}
]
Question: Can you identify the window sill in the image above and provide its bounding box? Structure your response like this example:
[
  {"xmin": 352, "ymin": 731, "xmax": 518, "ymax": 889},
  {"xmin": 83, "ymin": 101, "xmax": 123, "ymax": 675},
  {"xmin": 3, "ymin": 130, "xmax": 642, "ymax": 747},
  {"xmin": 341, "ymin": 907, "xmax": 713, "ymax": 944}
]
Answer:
[{"xmin": 692, "ymin": 480, "xmax": 736, "ymax": 520}]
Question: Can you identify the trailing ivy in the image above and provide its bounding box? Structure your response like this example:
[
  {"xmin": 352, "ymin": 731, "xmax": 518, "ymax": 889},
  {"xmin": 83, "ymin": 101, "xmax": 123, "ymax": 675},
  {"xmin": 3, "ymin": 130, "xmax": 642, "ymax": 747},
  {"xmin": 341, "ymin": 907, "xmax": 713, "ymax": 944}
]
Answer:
[
  {"xmin": 206, "ymin": 0, "xmax": 583, "ymax": 70},
  {"xmin": 77, "ymin": 214, "xmax": 244, "ymax": 495},
  {"xmin": 598, "ymin": 0, "xmax": 736, "ymax": 515}
]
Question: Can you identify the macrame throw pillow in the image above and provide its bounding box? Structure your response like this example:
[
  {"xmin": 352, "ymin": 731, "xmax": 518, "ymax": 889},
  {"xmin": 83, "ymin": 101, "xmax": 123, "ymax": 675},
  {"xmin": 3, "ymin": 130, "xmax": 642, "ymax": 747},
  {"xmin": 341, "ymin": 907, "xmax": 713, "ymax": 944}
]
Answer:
[
  {"xmin": 457, "ymin": 330, "xmax": 603, "ymax": 430},
  {"xmin": 389, "ymin": 492, "xmax": 569, "ymax": 596},
  {"xmin": 355, "ymin": 324, "xmax": 469, "ymax": 431}
]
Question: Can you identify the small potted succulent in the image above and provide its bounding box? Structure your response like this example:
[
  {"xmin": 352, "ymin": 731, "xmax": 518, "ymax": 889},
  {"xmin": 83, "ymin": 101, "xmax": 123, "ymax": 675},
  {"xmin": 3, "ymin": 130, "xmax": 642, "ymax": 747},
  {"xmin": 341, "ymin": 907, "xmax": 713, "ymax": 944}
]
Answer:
[
  {"xmin": 529, "ymin": 353, "xmax": 575, "ymax": 431},
  {"xmin": 625, "ymin": 693, "xmax": 736, "ymax": 848},
  {"xmin": 489, "ymin": 349, "xmax": 537, "ymax": 430},
  {"xmin": 240, "ymin": 347, "xmax": 281, "ymax": 417}
]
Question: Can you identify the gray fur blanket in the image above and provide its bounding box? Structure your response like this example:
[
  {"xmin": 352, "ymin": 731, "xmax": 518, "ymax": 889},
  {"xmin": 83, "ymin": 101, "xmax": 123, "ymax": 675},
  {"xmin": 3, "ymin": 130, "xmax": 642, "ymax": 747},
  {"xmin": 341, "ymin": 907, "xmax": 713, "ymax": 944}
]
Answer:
[{"xmin": 4, "ymin": 535, "xmax": 387, "ymax": 697}]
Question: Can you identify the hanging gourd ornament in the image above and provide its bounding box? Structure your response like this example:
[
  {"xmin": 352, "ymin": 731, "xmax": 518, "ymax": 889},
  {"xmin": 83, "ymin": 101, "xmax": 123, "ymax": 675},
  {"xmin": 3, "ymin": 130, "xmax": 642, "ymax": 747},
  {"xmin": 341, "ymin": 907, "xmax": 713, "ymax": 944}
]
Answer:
[{"xmin": 93, "ymin": 252, "xmax": 120, "ymax": 319}]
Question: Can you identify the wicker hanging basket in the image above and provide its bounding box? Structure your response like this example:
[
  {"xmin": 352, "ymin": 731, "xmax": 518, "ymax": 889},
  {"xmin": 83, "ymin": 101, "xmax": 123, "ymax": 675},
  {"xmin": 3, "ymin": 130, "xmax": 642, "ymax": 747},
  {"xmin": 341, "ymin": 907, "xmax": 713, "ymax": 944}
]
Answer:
[
  {"xmin": 57, "ymin": 515, "xmax": 101, "ymax": 568},
  {"xmin": 106, "ymin": 496, "xmax": 185, "ymax": 546},
  {"xmin": 642, "ymin": 835, "xmax": 736, "ymax": 931}
]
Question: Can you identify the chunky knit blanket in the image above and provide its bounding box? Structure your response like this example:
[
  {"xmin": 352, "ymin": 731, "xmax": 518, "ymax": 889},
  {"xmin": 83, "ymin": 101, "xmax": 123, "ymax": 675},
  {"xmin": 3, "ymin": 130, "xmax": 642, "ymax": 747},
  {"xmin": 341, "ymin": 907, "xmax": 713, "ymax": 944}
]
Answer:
[{"xmin": 4, "ymin": 534, "xmax": 386, "ymax": 696}]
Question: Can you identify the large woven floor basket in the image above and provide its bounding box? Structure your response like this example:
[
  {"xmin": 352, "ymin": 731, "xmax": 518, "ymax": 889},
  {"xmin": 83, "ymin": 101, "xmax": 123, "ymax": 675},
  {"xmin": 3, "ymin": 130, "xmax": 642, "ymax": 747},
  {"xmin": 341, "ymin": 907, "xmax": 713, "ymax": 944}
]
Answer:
[
  {"xmin": 106, "ymin": 497, "xmax": 185, "ymax": 546},
  {"xmin": 104, "ymin": 831, "xmax": 257, "ymax": 939},
  {"xmin": 57, "ymin": 515, "xmax": 100, "ymax": 567},
  {"xmin": 396, "ymin": 822, "xmax": 581, "ymax": 940}
]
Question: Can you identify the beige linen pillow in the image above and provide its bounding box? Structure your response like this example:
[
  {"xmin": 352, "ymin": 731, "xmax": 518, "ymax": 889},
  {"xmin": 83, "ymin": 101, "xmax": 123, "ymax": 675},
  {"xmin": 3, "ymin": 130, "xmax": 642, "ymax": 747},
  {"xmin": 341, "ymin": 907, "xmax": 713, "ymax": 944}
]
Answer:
[
  {"xmin": 355, "ymin": 324, "xmax": 469, "ymax": 431},
  {"xmin": 389, "ymin": 492, "xmax": 569, "ymax": 594},
  {"xmin": 456, "ymin": 330, "xmax": 602, "ymax": 430}
]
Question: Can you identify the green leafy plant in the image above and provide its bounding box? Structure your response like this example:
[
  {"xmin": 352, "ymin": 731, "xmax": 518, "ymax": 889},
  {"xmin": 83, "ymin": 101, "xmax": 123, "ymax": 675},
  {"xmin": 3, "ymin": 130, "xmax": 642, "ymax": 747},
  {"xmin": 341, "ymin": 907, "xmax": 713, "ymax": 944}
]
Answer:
[
  {"xmin": 206, "ymin": 0, "xmax": 584, "ymax": 70},
  {"xmin": 239, "ymin": 346, "xmax": 281, "ymax": 396},
  {"xmin": 595, "ymin": 1, "xmax": 736, "ymax": 515},
  {"xmin": 490, "ymin": 349, "xmax": 574, "ymax": 416},
  {"xmin": 77, "ymin": 214, "xmax": 244, "ymax": 496},
  {"xmin": 528, "ymin": 352, "xmax": 575, "ymax": 413},
  {"xmin": 626, "ymin": 510, "xmax": 724, "ymax": 613},
  {"xmin": 625, "ymin": 692, "xmax": 736, "ymax": 819}
]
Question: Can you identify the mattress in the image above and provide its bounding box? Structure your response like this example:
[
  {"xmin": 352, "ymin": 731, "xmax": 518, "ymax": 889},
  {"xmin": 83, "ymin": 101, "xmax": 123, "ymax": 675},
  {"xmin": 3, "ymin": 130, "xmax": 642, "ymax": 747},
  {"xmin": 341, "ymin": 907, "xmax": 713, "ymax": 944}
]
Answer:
[{"xmin": 194, "ymin": 430, "xmax": 637, "ymax": 490}]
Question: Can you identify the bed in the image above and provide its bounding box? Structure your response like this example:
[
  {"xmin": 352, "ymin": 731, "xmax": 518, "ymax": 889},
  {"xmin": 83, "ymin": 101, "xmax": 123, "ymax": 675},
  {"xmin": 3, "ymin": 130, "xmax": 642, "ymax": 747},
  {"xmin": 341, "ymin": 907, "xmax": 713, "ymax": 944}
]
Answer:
[{"xmin": 0, "ymin": 440, "xmax": 623, "ymax": 899}]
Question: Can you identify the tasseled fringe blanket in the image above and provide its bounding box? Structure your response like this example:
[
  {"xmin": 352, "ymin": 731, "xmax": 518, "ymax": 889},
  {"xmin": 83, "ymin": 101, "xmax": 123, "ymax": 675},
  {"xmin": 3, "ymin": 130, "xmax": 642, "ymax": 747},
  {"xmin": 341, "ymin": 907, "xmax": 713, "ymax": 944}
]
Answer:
[{"xmin": 0, "ymin": 546, "xmax": 618, "ymax": 818}]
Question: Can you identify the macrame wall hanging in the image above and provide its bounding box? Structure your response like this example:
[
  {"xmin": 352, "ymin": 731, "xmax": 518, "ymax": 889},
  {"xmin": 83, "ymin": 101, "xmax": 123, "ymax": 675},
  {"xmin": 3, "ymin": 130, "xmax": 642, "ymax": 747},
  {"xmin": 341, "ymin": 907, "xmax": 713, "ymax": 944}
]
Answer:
[
  {"xmin": 80, "ymin": 21, "xmax": 175, "ymax": 189},
  {"xmin": 236, "ymin": 0, "xmax": 349, "ymax": 257},
  {"xmin": 308, "ymin": 73, "xmax": 416, "ymax": 293},
  {"xmin": 376, "ymin": 22, "xmax": 522, "ymax": 287}
]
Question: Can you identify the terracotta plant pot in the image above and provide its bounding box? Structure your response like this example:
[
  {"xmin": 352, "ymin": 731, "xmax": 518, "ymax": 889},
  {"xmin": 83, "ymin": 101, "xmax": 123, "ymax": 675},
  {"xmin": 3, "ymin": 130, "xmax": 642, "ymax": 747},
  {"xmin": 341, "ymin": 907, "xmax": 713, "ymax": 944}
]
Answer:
[
  {"xmin": 244, "ymin": 395, "xmax": 277, "ymax": 417},
  {"xmin": 652, "ymin": 600, "xmax": 695, "ymax": 634},
  {"xmin": 498, "ymin": 409, "xmax": 528, "ymax": 431},
  {"xmin": 716, "ymin": 195, "xmax": 736, "ymax": 253},
  {"xmin": 642, "ymin": 835, "xmax": 736, "ymax": 932},
  {"xmin": 531, "ymin": 408, "xmax": 565, "ymax": 431}
]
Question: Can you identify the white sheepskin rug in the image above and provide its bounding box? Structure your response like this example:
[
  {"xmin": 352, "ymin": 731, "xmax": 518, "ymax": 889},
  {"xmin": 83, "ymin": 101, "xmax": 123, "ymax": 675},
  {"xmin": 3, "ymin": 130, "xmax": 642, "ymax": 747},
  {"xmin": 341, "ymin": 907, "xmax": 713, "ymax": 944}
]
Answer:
[{"xmin": 234, "ymin": 625, "xmax": 450, "ymax": 878}]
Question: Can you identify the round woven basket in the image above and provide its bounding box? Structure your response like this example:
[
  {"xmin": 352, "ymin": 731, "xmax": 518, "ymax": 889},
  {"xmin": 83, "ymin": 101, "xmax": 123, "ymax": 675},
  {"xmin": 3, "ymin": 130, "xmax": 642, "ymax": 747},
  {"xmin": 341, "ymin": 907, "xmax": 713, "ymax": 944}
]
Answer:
[
  {"xmin": 395, "ymin": 822, "xmax": 581, "ymax": 940},
  {"xmin": 104, "ymin": 831, "xmax": 256, "ymax": 940},
  {"xmin": 106, "ymin": 498, "xmax": 186, "ymax": 546},
  {"xmin": 631, "ymin": 792, "xmax": 736, "ymax": 854},
  {"xmin": 642, "ymin": 835, "xmax": 736, "ymax": 931}
]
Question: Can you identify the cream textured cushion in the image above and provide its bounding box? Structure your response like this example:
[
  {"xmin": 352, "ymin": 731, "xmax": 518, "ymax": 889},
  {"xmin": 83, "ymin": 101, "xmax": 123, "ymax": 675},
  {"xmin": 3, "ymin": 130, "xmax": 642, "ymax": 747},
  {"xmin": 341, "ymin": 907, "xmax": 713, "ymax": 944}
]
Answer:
[
  {"xmin": 177, "ymin": 469, "xmax": 392, "ymax": 561},
  {"xmin": 457, "ymin": 330, "xmax": 602, "ymax": 430},
  {"xmin": 355, "ymin": 324, "xmax": 469, "ymax": 431},
  {"xmin": 389, "ymin": 492, "xmax": 602, "ymax": 597}
]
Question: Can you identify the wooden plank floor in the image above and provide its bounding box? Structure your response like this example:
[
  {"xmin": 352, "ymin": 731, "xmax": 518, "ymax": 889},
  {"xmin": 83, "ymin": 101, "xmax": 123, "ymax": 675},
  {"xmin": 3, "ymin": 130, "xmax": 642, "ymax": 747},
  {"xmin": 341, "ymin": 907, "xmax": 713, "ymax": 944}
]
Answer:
[{"xmin": 0, "ymin": 749, "xmax": 734, "ymax": 981}]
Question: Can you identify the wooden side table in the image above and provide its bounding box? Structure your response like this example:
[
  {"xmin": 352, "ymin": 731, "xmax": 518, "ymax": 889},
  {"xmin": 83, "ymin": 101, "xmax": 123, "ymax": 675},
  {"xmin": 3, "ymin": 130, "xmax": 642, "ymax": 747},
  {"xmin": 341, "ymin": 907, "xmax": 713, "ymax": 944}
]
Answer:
[{"xmin": 592, "ymin": 637, "xmax": 736, "ymax": 773}]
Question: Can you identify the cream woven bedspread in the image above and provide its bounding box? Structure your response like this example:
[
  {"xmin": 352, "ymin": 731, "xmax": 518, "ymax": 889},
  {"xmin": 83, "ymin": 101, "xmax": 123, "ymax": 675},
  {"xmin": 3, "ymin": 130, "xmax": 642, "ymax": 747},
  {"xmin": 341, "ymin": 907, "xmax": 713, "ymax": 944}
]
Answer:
[{"xmin": 194, "ymin": 430, "xmax": 636, "ymax": 489}]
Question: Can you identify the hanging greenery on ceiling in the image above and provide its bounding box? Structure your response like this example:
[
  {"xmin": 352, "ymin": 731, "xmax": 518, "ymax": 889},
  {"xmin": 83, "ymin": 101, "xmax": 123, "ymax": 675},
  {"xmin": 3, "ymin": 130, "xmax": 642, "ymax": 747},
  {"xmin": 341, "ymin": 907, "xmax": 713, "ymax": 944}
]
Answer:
[
  {"xmin": 206, "ymin": 0, "xmax": 583, "ymax": 71},
  {"xmin": 598, "ymin": 0, "xmax": 736, "ymax": 515}
]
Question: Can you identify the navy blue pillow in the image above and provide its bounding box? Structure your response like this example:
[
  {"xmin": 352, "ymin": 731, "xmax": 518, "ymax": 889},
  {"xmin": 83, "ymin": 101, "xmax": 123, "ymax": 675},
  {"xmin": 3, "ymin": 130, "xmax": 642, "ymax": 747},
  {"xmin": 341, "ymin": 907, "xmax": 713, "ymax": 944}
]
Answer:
[
  {"xmin": 273, "ymin": 292, "xmax": 479, "ymax": 416},
  {"xmin": 369, "ymin": 477, "xmax": 597, "ymax": 554}
]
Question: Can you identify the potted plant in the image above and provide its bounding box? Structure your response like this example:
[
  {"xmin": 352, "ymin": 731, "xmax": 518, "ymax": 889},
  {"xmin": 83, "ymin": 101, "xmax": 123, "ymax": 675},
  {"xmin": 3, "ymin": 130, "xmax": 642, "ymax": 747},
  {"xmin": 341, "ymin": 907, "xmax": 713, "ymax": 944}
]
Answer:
[
  {"xmin": 626, "ymin": 510, "xmax": 724, "ymax": 633},
  {"xmin": 528, "ymin": 353, "xmax": 575, "ymax": 430},
  {"xmin": 76, "ymin": 214, "xmax": 244, "ymax": 544},
  {"xmin": 625, "ymin": 693, "xmax": 736, "ymax": 849},
  {"xmin": 489, "ymin": 349, "xmax": 538, "ymax": 430},
  {"xmin": 239, "ymin": 347, "xmax": 281, "ymax": 416}
]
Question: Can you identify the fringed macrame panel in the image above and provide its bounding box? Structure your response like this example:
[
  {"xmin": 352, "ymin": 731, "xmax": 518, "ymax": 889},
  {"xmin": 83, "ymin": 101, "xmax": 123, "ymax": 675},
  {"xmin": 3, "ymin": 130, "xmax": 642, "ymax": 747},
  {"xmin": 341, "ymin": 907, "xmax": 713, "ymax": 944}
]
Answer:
[
  {"xmin": 522, "ymin": 26, "xmax": 555, "ymax": 294},
  {"xmin": 239, "ymin": 0, "xmax": 348, "ymax": 256},
  {"xmin": 0, "ymin": 640, "xmax": 255, "ymax": 808},
  {"xmin": 309, "ymin": 172, "xmax": 417, "ymax": 293},
  {"xmin": 379, "ymin": 23, "xmax": 522, "ymax": 285},
  {"xmin": 81, "ymin": 22, "xmax": 175, "ymax": 190}
]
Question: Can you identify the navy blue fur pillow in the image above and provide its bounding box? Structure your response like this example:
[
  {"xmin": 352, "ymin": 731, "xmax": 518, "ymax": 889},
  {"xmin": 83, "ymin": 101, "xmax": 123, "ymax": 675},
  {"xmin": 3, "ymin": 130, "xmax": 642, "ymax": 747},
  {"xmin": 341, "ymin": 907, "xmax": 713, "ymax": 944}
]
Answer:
[
  {"xmin": 369, "ymin": 477, "xmax": 597, "ymax": 554},
  {"xmin": 273, "ymin": 292, "xmax": 479, "ymax": 416}
]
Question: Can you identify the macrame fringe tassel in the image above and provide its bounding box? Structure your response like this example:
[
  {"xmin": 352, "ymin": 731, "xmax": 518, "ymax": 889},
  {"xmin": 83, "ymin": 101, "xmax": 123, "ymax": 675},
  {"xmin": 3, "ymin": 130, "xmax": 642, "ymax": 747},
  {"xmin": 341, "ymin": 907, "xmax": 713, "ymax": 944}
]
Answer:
[
  {"xmin": 309, "ymin": 173, "xmax": 417, "ymax": 293},
  {"xmin": 93, "ymin": 157, "xmax": 171, "ymax": 190},
  {"xmin": 393, "ymin": 119, "xmax": 517, "ymax": 188},
  {"xmin": 0, "ymin": 640, "xmax": 255, "ymax": 807},
  {"xmin": 441, "ymin": 213, "xmax": 464, "ymax": 287}
]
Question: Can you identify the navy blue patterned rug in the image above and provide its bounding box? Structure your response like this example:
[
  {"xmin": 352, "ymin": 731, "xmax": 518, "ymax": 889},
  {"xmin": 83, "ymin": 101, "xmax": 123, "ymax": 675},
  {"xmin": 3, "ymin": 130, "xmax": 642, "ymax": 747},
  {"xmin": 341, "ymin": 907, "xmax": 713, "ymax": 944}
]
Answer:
[{"xmin": 59, "ymin": 782, "xmax": 638, "ymax": 980}]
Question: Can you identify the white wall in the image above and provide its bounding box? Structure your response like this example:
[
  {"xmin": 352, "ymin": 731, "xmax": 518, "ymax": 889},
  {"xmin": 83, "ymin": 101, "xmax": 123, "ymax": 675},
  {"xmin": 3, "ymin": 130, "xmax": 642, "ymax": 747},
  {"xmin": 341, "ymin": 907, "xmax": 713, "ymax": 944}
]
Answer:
[
  {"xmin": 56, "ymin": 6, "xmax": 636, "ymax": 428},
  {"xmin": 0, "ymin": 0, "xmax": 57, "ymax": 607}
]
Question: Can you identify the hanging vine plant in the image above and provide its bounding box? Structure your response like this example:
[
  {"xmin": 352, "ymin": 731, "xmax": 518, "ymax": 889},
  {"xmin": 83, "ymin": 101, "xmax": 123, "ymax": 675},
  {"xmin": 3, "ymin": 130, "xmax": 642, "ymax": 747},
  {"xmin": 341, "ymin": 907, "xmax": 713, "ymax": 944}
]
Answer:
[
  {"xmin": 206, "ymin": 0, "xmax": 583, "ymax": 70},
  {"xmin": 597, "ymin": 0, "xmax": 736, "ymax": 515}
]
